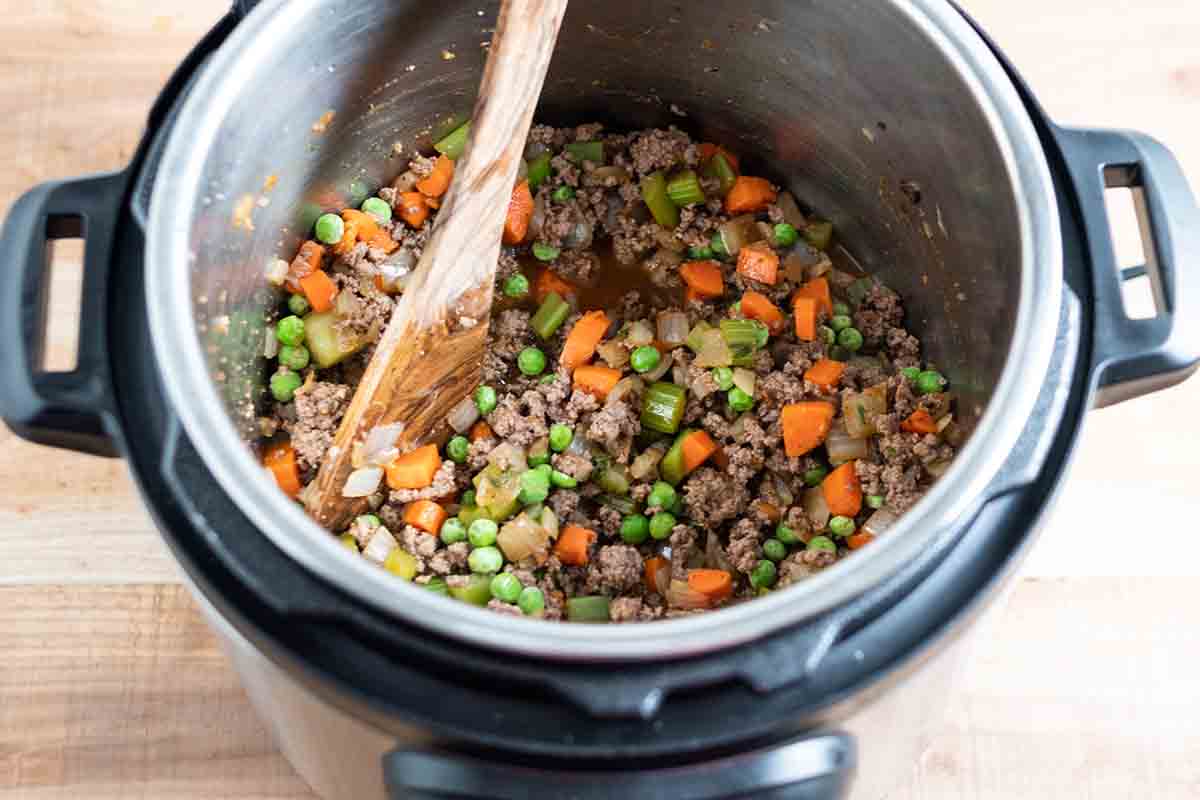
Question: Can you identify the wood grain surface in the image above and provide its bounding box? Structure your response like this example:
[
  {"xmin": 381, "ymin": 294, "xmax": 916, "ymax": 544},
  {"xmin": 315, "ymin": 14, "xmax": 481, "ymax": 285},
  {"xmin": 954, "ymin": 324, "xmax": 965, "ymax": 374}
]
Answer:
[{"xmin": 1, "ymin": 1, "xmax": 1198, "ymax": 799}]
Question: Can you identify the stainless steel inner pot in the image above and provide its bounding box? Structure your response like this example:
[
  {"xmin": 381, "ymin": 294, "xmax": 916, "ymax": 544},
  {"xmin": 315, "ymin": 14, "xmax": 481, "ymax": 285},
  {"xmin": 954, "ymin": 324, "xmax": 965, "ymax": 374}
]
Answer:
[{"xmin": 146, "ymin": 0, "xmax": 1061, "ymax": 660}]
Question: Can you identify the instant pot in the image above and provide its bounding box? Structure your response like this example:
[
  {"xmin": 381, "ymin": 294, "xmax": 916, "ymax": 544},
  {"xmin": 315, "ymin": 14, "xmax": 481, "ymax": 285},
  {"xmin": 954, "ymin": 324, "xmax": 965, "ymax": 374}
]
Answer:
[{"xmin": 3, "ymin": 0, "xmax": 1198, "ymax": 797}]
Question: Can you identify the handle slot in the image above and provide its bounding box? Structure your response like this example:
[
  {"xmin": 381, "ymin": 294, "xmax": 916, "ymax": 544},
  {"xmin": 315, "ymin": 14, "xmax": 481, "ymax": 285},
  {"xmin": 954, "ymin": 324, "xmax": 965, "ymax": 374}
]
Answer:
[
  {"xmin": 41, "ymin": 218, "xmax": 86, "ymax": 373},
  {"xmin": 1102, "ymin": 166, "xmax": 1164, "ymax": 321}
]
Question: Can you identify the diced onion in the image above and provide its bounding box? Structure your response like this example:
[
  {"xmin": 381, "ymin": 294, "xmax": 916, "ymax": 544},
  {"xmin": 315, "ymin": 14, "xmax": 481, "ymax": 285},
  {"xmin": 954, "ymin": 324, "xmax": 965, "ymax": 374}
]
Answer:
[
  {"xmin": 643, "ymin": 351, "xmax": 673, "ymax": 382},
  {"xmin": 265, "ymin": 258, "xmax": 289, "ymax": 286},
  {"xmin": 863, "ymin": 507, "xmax": 899, "ymax": 537},
  {"xmin": 362, "ymin": 526, "xmax": 398, "ymax": 563},
  {"xmin": 843, "ymin": 383, "xmax": 888, "ymax": 439},
  {"xmin": 926, "ymin": 460, "xmax": 953, "ymax": 478},
  {"xmin": 694, "ymin": 329, "xmax": 733, "ymax": 368},
  {"xmin": 803, "ymin": 487, "xmax": 830, "ymax": 530},
  {"xmin": 717, "ymin": 214, "xmax": 763, "ymax": 256},
  {"xmin": 447, "ymin": 395, "xmax": 480, "ymax": 434},
  {"xmin": 630, "ymin": 442, "xmax": 667, "ymax": 480},
  {"xmin": 732, "ymin": 367, "xmax": 756, "ymax": 396},
  {"xmin": 335, "ymin": 288, "xmax": 361, "ymax": 320},
  {"xmin": 566, "ymin": 431, "xmax": 590, "ymax": 458},
  {"xmin": 498, "ymin": 512, "xmax": 551, "ymax": 563},
  {"xmin": 773, "ymin": 475, "xmax": 795, "ymax": 508},
  {"xmin": 392, "ymin": 170, "xmax": 420, "ymax": 192},
  {"xmin": 627, "ymin": 320, "xmax": 654, "ymax": 347},
  {"xmin": 606, "ymin": 376, "xmax": 643, "ymax": 409},
  {"xmin": 806, "ymin": 254, "xmax": 834, "ymax": 280},
  {"xmin": 657, "ymin": 311, "xmax": 690, "ymax": 347},
  {"xmin": 343, "ymin": 466, "xmax": 384, "ymax": 498},
  {"xmin": 776, "ymin": 191, "xmax": 809, "ymax": 230},
  {"xmin": 564, "ymin": 219, "xmax": 594, "ymax": 251},
  {"xmin": 487, "ymin": 442, "xmax": 528, "ymax": 472},
  {"xmin": 541, "ymin": 507, "xmax": 559, "ymax": 541},
  {"xmin": 597, "ymin": 339, "xmax": 630, "ymax": 369},
  {"xmin": 705, "ymin": 531, "xmax": 735, "ymax": 573},
  {"xmin": 363, "ymin": 422, "xmax": 405, "ymax": 466},
  {"xmin": 654, "ymin": 558, "xmax": 672, "ymax": 595},
  {"xmin": 936, "ymin": 413, "xmax": 954, "ymax": 433},
  {"xmin": 263, "ymin": 325, "xmax": 279, "ymax": 359},
  {"xmin": 672, "ymin": 364, "xmax": 688, "ymax": 386},
  {"xmin": 588, "ymin": 165, "xmax": 630, "ymax": 185},
  {"xmin": 826, "ymin": 426, "xmax": 870, "ymax": 465},
  {"xmin": 667, "ymin": 578, "xmax": 711, "ymax": 610}
]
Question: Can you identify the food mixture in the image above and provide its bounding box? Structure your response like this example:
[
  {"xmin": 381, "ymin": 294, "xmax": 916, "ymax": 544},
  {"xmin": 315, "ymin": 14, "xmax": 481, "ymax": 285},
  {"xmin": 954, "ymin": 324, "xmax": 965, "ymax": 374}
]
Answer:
[{"xmin": 259, "ymin": 121, "xmax": 962, "ymax": 622}]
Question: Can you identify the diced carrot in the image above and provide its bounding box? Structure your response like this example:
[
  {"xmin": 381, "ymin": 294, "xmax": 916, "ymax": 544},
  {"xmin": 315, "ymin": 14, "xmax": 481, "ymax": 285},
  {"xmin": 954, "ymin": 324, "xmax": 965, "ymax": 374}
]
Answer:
[
  {"xmin": 535, "ymin": 269, "xmax": 576, "ymax": 303},
  {"xmin": 332, "ymin": 216, "xmax": 359, "ymax": 257},
  {"xmin": 288, "ymin": 240, "xmax": 324, "ymax": 291},
  {"xmin": 781, "ymin": 402, "xmax": 835, "ymax": 457},
  {"xmin": 644, "ymin": 556, "xmax": 669, "ymax": 594},
  {"xmin": 793, "ymin": 296, "xmax": 818, "ymax": 342},
  {"xmin": 736, "ymin": 241, "xmax": 780, "ymax": 285},
  {"xmin": 822, "ymin": 461, "xmax": 863, "ymax": 517},
  {"xmin": 847, "ymin": 531, "xmax": 875, "ymax": 550},
  {"xmin": 741, "ymin": 290, "xmax": 785, "ymax": 334},
  {"xmin": 724, "ymin": 176, "xmax": 777, "ymax": 214},
  {"xmin": 403, "ymin": 500, "xmax": 447, "ymax": 536},
  {"xmin": 555, "ymin": 525, "xmax": 597, "ymax": 566},
  {"xmin": 681, "ymin": 430, "xmax": 719, "ymax": 473},
  {"xmin": 753, "ymin": 500, "xmax": 782, "ymax": 523},
  {"xmin": 805, "ymin": 358, "xmax": 845, "ymax": 391},
  {"xmin": 687, "ymin": 569, "xmax": 734, "ymax": 602},
  {"xmin": 684, "ymin": 287, "xmax": 703, "ymax": 305},
  {"xmin": 342, "ymin": 208, "xmax": 380, "ymax": 241},
  {"xmin": 697, "ymin": 143, "xmax": 741, "ymax": 173},
  {"xmin": 416, "ymin": 154, "xmax": 454, "ymax": 198},
  {"xmin": 364, "ymin": 227, "xmax": 399, "ymax": 255},
  {"xmin": 398, "ymin": 192, "xmax": 430, "ymax": 228},
  {"xmin": 299, "ymin": 269, "xmax": 338, "ymax": 313},
  {"xmin": 573, "ymin": 364, "xmax": 622, "ymax": 401},
  {"xmin": 901, "ymin": 409, "xmax": 939, "ymax": 435},
  {"xmin": 502, "ymin": 179, "xmax": 534, "ymax": 245},
  {"xmin": 560, "ymin": 310, "xmax": 611, "ymax": 370},
  {"xmin": 385, "ymin": 444, "xmax": 442, "ymax": 490},
  {"xmin": 793, "ymin": 276, "xmax": 833, "ymax": 317},
  {"xmin": 425, "ymin": 196, "xmax": 441, "ymax": 210},
  {"xmin": 469, "ymin": 420, "xmax": 494, "ymax": 442},
  {"xmin": 679, "ymin": 260, "xmax": 725, "ymax": 299},
  {"xmin": 263, "ymin": 442, "xmax": 301, "ymax": 498}
]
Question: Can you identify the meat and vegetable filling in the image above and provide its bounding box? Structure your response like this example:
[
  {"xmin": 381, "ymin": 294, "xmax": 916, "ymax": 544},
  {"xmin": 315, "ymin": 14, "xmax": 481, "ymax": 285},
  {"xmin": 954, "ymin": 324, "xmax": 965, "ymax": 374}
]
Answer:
[{"xmin": 260, "ymin": 121, "xmax": 962, "ymax": 622}]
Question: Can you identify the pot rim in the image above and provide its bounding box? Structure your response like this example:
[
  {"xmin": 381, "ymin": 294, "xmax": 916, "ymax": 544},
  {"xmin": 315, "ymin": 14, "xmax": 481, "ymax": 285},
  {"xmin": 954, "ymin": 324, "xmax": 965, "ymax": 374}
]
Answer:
[{"xmin": 146, "ymin": 0, "xmax": 1062, "ymax": 662}]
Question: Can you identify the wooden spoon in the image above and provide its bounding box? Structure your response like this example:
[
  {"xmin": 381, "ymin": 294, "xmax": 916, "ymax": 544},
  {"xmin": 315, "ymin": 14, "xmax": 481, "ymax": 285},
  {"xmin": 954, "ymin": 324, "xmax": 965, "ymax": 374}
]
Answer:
[{"xmin": 304, "ymin": 0, "xmax": 568, "ymax": 529}]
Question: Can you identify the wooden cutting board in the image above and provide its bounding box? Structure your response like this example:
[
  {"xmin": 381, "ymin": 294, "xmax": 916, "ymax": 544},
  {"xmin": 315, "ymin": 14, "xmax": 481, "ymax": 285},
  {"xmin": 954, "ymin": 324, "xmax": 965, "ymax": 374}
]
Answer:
[{"xmin": 2, "ymin": 2, "xmax": 1199, "ymax": 798}]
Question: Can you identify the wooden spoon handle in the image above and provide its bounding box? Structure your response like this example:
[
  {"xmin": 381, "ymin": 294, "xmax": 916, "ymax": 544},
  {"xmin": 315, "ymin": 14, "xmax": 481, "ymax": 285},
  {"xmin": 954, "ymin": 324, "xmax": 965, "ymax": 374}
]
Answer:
[{"xmin": 304, "ymin": 0, "xmax": 568, "ymax": 529}]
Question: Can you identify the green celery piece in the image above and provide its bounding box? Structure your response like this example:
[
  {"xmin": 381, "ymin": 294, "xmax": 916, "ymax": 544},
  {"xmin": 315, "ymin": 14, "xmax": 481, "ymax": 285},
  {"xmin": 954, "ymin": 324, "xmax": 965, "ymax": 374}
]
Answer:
[
  {"xmin": 666, "ymin": 169, "xmax": 705, "ymax": 207},
  {"xmin": 449, "ymin": 575, "xmax": 493, "ymax": 606},
  {"xmin": 599, "ymin": 494, "xmax": 638, "ymax": 516},
  {"xmin": 658, "ymin": 433, "xmax": 689, "ymax": 485},
  {"xmin": 685, "ymin": 320, "xmax": 714, "ymax": 354},
  {"xmin": 527, "ymin": 152, "xmax": 553, "ymax": 189},
  {"xmin": 641, "ymin": 171, "xmax": 680, "ymax": 229},
  {"xmin": 531, "ymin": 291, "xmax": 570, "ymax": 340},
  {"xmin": 803, "ymin": 220, "xmax": 834, "ymax": 251},
  {"xmin": 565, "ymin": 141, "xmax": 604, "ymax": 164},
  {"xmin": 595, "ymin": 466, "xmax": 630, "ymax": 496},
  {"xmin": 566, "ymin": 595, "xmax": 611, "ymax": 623},
  {"xmin": 641, "ymin": 382, "xmax": 687, "ymax": 435},
  {"xmin": 434, "ymin": 122, "xmax": 471, "ymax": 160},
  {"xmin": 304, "ymin": 310, "xmax": 364, "ymax": 369},
  {"xmin": 701, "ymin": 153, "xmax": 738, "ymax": 196}
]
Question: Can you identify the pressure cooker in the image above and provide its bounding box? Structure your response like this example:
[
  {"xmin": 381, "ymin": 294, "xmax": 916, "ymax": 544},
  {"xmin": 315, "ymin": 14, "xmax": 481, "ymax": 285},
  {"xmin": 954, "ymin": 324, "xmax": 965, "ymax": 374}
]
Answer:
[{"xmin": 3, "ymin": 0, "xmax": 1198, "ymax": 797}]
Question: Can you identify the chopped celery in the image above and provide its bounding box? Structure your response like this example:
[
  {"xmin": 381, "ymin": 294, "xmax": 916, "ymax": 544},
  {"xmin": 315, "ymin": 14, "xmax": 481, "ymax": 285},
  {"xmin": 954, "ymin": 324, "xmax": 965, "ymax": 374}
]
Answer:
[
  {"xmin": 565, "ymin": 141, "xmax": 604, "ymax": 164},
  {"xmin": 701, "ymin": 153, "xmax": 738, "ymax": 196},
  {"xmin": 449, "ymin": 574, "xmax": 493, "ymax": 606},
  {"xmin": 658, "ymin": 433, "xmax": 689, "ymax": 485},
  {"xmin": 531, "ymin": 291, "xmax": 570, "ymax": 340},
  {"xmin": 803, "ymin": 220, "xmax": 834, "ymax": 251},
  {"xmin": 527, "ymin": 152, "xmax": 553, "ymax": 189},
  {"xmin": 666, "ymin": 169, "xmax": 705, "ymax": 207},
  {"xmin": 304, "ymin": 310, "xmax": 364, "ymax": 368},
  {"xmin": 595, "ymin": 464, "xmax": 631, "ymax": 496},
  {"xmin": 599, "ymin": 494, "xmax": 638, "ymax": 516},
  {"xmin": 685, "ymin": 320, "xmax": 714, "ymax": 353},
  {"xmin": 641, "ymin": 171, "xmax": 680, "ymax": 229},
  {"xmin": 641, "ymin": 382, "xmax": 687, "ymax": 435},
  {"xmin": 424, "ymin": 577, "xmax": 450, "ymax": 596},
  {"xmin": 720, "ymin": 319, "xmax": 764, "ymax": 356},
  {"xmin": 434, "ymin": 121, "xmax": 470, "ymax": 160},
  {"xmin": 566, "ymin": 595, "xmax": 611, "ymax": 623}
]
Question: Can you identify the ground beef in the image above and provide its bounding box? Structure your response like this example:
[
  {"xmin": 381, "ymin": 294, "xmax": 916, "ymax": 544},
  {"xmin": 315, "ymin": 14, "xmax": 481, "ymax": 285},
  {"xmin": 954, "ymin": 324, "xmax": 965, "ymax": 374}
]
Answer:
[
  {"xmin": 289, "ymin": 382, "xmax": 350, "ymax": 469},
  {"xmin": 548, "ymin": 488, "xmax": 585, "ymax": 524},
  {"xmin": 683, "ymin": 467, "xmax": 750, "ymax": 526},
  {"xmin": 553, "ymin": 249, "xmax": 600, "ymax": 283},
  {"xmin": 609, "ymin": 596, "xmax": 644, "ymax": 622},
  {"xmin": 628, "ymin": 127, "xmax": 694, "ymax": 174},
  {"xmin": 669, "ymin": 524, "xmax": 698, "ymax": 580},
  {"xmin": 429, "ymin": 542, "xmax": 469, "ymax": 575},
  {"xmin": 585, "ymin": 545, "xmax": 643, "ymax": 594},
  {"xmin": 726, "ymin": 518, "xmax": 764, "ymax": 574},
  {"xmin": 486, "ymin": 599, "xmax": 524, "ymax": 616},
  {"xmin": 488, "ymin": 390, "xmax": 549, "ymax": 447},
  {"xmin": 586, "ymin": 399, "xmax": 639, "ymax": 462},
  {"xmin": 778, "ymin": 549, "xmax": 838, "ymax": 586}
]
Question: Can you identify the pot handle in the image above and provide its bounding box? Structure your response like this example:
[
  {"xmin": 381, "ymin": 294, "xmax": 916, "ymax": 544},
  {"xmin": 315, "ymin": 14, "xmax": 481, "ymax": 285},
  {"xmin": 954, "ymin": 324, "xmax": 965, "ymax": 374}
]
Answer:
[
  {"xmin": 1055, "ymin": 127, "xmax": 1200, "ymax": 407},
  {"xmin": 0, "ymin": 171, "xmax": 128, "ymax": 456},
  {"xmin": 384, "ymin": 733, "xmax": 855, "ymax": 799}
]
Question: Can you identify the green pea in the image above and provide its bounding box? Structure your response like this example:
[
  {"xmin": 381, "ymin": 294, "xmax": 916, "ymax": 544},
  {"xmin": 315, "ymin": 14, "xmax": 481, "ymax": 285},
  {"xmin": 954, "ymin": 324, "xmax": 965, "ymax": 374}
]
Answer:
[
  {"xmin": 535, "ymin": 463, "xmax": 554, "ymax": 477},
  {"xmin": 446, "ymin": 435, "xmax": 470, "ymax": 464},
  {"xmin": 490, "ymin": 572, "xmax": 522, "ymax": 603},
  {"xmin": 763, "ymin": 538, "xmax": 787, "ymax": 561},
  {"xmin": 361, "ymin": 196, "xmax": 392, "ymax": 224},
  {"xmin": 550, "ymin": 470, "xmax": 577, "ymax": 488},
  {"xmin": 838, "ymin": 327, "xmax": 864, "ymax": 352},
  {"xmin": 548, "ymin": 424, "xmax": 574, "ymax": 452},
  {"xmin": 818, "ymin": 325, "xmax": 836, "ymax": 346},
  {"xmin": 866, "ymin": 494, "xmax": 885, "ymax": 509},
  {"xmin": 829, "ymin": 515, "xmax": 855, "ymax": 537},
  {"xmin": 532, "ymin": 242, "xmax": 561, "ymax": 262},
  {"xmin": 776, "ymin": 524, "xmax": 801, "ymax": 545},
  {"xmin": 773, "ymin": 222, "xmax": 799, "ymax": 247},
  {"xmin": 803, "ymin": 466, "xmax": 829, "ymax": 487},
  {"xmin": 518, "ymin": 469, "xmax": 550, "ymax": 506},
  {"xmin": 440, "ymin": 517, "xmax": 467, "ymax": 544},
  {"xmin": 278, "ymin": 344, "xmax": 310, "ymax": 371},
  {"xmin": 468, "ymin": 546, "xmax": 503, "ymax": 574},
  {"xmin": 689, "ymin": 244, "xmax": 714, "ymax": 260},
  {"xmin": 270, "ymin": 370, "xmax": 302, "ymax": 402},
  {"xmin": 901, "ymin": 367, "xmax": 920, "ymax": 381},
  {"xmin": 830, "ymin": 315, "xmax": 853, "ymax": 332},
  {"xmin": 460, "ymin": 489, "xmax": 477, "ymax": 508},
  {"xmin": 468, "ymin": 518, "xmax": 499, "ymax": 548},
  {"xmin": 749, "ymin": 559, "xmax": 777, "ymax": 589},
  {"xmin": 503, "ymin": 273, "xmax": 530, "ymax": 298},
  {"xmin": 807, "ymin": 536, "xmax": 837, "ymax": 554},
  {"xmin": 711, "ymin": 367, "xmax": 734, "ymax": 391},
  {"xmin": 474, "ymin": 385, "xmax": 498, "ymax": 415},
  {"xmin": 518, "ymin": 586, "xmax": 545, "ymax": 616},
  {"xmin": 649, "ymin": 511, "xmax": 676, "ymax": 540},
  {"xmin": 728, "ymin": 387, "xmax": 754, "ymax": 413},
  {"xmin": 552, "ymin": 185, "xmax": 575, "ymax": 203},
  {"xmin": 276, "ymin": 315, "xmax": 305, "ymax": 347},
  {"xmin": 620, "ymin": 514, "xmax": 650, "ymax": 545},
  {"xmin": 314, "ymin": 212, "xmax": 345, "ymax": 245},
  {"xmin": 287, "ymin": 293, "xmax": 311, "ymax": 316},
  {"xmin": 647, "ymin": 481, "xmax": 676, "ymax": 510},
  {"xmin": 518, "ymin": 347, "xmax": 547, "ymax": 376},
  {"xmin": 630, "ymin": 346, "xmax": 661, "ymax": 374},
  {"xmin": 832, "ymin": 301, "xmax": 851, "ymax": 317},
  {"xmin": 916, "ymin": 370, "xmax": 946, "ymax": 395}
]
